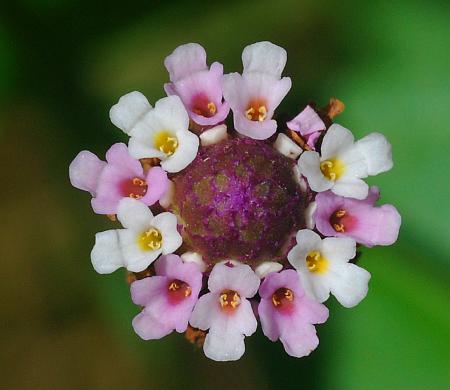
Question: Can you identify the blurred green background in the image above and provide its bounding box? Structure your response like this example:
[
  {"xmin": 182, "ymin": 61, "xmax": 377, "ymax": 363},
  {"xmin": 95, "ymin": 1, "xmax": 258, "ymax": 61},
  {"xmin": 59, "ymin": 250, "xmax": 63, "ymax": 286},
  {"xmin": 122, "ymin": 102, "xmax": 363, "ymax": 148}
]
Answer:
[{"xmin": 1, "ymin": 0, "xmax": 449, "ymax": 389}]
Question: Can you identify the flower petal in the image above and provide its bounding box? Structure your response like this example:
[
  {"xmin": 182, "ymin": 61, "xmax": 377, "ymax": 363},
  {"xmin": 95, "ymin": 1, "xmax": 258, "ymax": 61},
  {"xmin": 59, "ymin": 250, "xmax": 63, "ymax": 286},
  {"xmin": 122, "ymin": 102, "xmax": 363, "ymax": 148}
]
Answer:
[
  {"xmin": 208, "ymin": 263, "xmax": 260, "ymax": 298},
  {"xmin": 164, "ymin": 43, "xmax": 207, "ymax": 82},
  {"xmin": 69, "ymin": 151, "xmax": 106, "ymax": 195},
  {"xmin": 321, "ymin": 124, "xmax": 355, "ymax": 159},
  {"xmin": 233, "ymin": 113, "xmax": 277, "ymax": 140},
  {"xmin": 298, "ymin": 151, "xmax": 333, "ymax": 192},
  {"xmin": 150, "ymin": 212, "xmax": 182, "ymax": 254},
  {"xmin": 90, "ymin": 230, "xmax": 124, "ymax": 274},
  {"xmin": 328, "ymin": 263, "xmax": 371, "ymax": 308},
  {"xmin": 117, "ymin": 198, "xmax": 153, "ymax": 231},
  {"xmin": 132, "ymin": 312, "xmax": 172, "ymax": 340},
  {"xmin": 160, "ymin": 130, "xmax": 199, "ymax": 173},
  {"xmin": 189, "ymin": 293, "xmax": 219, "ymax": 331},
  {"xmin": 118, "ymin": 229, "xmax": 161, "ymax": 272},
  {"xmin": 287, "ymin": 105, "xmax": 326, "ymax": 136},
  {"xmin": 109, "ymin": 91, "xmax": 152, "ymax": 134},
  {"xmin": 242, "ymin": 41, "xmax": 287, "ymax": 78},
  {"xmin": 141, "ymin": 167, "xmax": 169, "ymax": 206},
  {"xmin": 203, "ymin": 329, "xmax": 246, "ymax": 362},
  {"xmin": 355, "ymin": 132, "xmax": 393, "ymax": 175},
  {"xmin": 331, "ymin": 177, "xmax": 369, "ymax": 200},
  {"xmin": 130, "ymin": 276, "xmax": 167, "ymax": 306},
  {"xmin": 321, "ymin": 237, "xmax": 356, "ymax": 263}
]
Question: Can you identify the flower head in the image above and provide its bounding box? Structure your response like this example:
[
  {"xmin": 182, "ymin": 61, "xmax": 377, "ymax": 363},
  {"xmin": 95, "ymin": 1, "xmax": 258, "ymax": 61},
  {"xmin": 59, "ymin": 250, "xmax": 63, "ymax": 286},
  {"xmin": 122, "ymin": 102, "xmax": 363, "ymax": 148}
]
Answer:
[
  {"xmin": 258, "ymin": 270, "xmax": 329, "ymax": 357},
  {"xmin": 70, "ymin": 41, "xmax": 401, "ymax": 362},
  {"xmin": 131, "ymin": 254, "xmax": 203, "ymax": 339},
  {"xmin": 315, "ymin": 187, "xmax": 401, "ymax": 247},
  {"xmin": 298, "ymin": 124, "xmax": 393, "ymax": 199},
  {"xmin": 189, "ymin": 262, "xmax": 260, "ymax": 361},
  {"xmin": 110, "ymin": 92, "xmax": 199, "ymax": 173},
  {"xmin": 164, "ymin": 43, "xmax": 230, "ymax": 127},
  {"xmin": 91, "ymin": 198, "xmax": 182, "ymax": 273},
  {"xmin": 223, "ymin": 41, "xmax": 292, "ymax": 140},
  {"xmin": 288, "ymin": 229, "xmax": 371, "ymax": 308},
  {"xmin": 69, "ymin": 143, "xmax": 168, "ymax": 214}
]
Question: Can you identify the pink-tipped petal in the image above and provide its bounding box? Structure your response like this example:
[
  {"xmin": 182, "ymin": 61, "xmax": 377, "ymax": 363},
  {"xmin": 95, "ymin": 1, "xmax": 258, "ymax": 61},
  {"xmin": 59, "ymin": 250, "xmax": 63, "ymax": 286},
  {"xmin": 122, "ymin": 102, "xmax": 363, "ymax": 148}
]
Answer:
[
  {"xmin": 131, "ymin": 255, "xmax": 203, "ymax": 340},
  {"xmin": 208, "ymin": 263, "xmax": 260, "ymax": 298},
  {"xmin": 234, "ymin": 114, "xmax": 277, "ymax": 140},
  {"xmin": 167, "ymin": 62, "xmax": 229, "ymax": 127},
  {"xmin": 287, "ymin": 106, "xmax": 326, "ymax": 136},
  {"xmin": 131, "ymin": 276, "xmax": 167, "ymax": 306},
  {"xmin": 258, "ymin": 270, "xmax": 328, "ymax": 358},
  {"xmin": 242, "ymin": 41, "xmax": 287, "ymax": 78},
  {"xmin": 315, "ymin": 189, "xmax": 401, "ymax": 247},
  {"xmin": 140, "ymin": 166, "xmax": 169, "ymax": 206},
  {"xmin": 132, "ymin": 312, "xmax": 173, "ymax": 340},
  {"xmin": 69, "ymin": 151, "xmax": 106, "ymax": 195},
  {"xmin": 280, "ymin": 321, "xmax": 320, "ymax": 358},
  {"xmin": 105, "ymin": 143, "xmax": 143, "ymax": 175},
  {"xmin": 164, "ymin": 43, "xmax": 207, "ymax": 82}
]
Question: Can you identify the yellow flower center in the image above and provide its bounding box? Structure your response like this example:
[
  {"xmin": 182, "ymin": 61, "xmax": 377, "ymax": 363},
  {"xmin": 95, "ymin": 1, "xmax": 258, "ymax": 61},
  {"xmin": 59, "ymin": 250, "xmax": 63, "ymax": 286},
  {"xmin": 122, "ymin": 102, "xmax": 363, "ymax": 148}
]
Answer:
[
  {"xmin": 138, "ymin": 228, "xmax": 162, "ymax": 251},
  {"xmin": 320, "ymin": 159, "xmax": 345, "ymax": 181},
  {"xmin": 306, "ymin": 251, "xmax": 328, "ymax": 273},
  {"xmin": 154, "ymin": 131, "xmax": 178, "ymax": 156}
]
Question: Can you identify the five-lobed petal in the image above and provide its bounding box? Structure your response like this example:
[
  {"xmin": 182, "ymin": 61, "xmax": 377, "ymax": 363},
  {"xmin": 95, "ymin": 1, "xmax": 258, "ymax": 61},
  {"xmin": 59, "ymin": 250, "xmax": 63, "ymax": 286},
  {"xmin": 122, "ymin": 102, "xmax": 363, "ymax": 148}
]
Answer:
[
  {"xmin": 223, "ymin": 41, "xmax": 292, "ymax": 140},
  {"xmin": 164, "ymin": 43, "xmax": 230, "ymax": 127},
  {"xmin": 287, "ymin": 229, "xmax": 371, "ymax": 308},
  {"xmin": 298, "ymin": 124, "xmax": 393, "ymax": 199},
  {"xmin": 258, "ymin": 270, "xmax": 329, "ymax": 357},
  {"xmin": 91, "ymin": 198, "xmax": 182, "ymax": 274},
  {"xmin": 131, "ymin": 254, "xmax": 203, "ymax": 339},
  {"xmin": 189, "ymin": 262, "xmax": 260, "ymax": 361},
  {"xmin": 69, "ymin": 143, "xmax": 168, "ymax": 214}
]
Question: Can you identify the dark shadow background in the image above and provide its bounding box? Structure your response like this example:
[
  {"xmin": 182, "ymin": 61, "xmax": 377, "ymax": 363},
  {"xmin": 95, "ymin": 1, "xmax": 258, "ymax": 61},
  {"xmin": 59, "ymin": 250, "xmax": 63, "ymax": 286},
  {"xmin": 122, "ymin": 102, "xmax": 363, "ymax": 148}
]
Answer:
[{"xmin": 1, "ymin": 0, "xmax": 449, "ymax": 389}]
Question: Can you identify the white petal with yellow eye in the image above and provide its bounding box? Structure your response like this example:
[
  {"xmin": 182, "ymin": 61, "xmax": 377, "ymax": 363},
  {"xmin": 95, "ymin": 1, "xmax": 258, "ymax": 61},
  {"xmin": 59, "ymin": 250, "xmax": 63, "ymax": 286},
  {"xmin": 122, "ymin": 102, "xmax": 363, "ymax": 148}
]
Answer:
[
  {"xmin": 160, "ymin": 130, "xmax": 199, "ymax": 173},
  {"xmin": 118, "ymin": 229, "xmax": 161, "ymax": 272},
  {"xmin": 298, "ymin": 151, "xmax": 332, "ymax": 192}
]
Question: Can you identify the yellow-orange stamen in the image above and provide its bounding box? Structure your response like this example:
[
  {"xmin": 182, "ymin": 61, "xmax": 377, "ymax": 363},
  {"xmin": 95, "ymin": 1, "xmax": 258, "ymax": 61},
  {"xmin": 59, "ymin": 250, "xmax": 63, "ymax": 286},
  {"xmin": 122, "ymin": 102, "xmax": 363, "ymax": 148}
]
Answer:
[
  {"xmin": 168, "ymin": 280, "xmax": 192, "ymax": 297},
  {"xmin": 272, "ymin": 287, "xmax": 294, "ymax": 308},
  {"xmin": 138, "ymin": 228, "xmax": 162, "ymax": 251},
  {"xmin": 245, "ymin": 100, "xmax": 268, "ymax": 122},
  {"xmin": 320, "ymin": 159, "xmax": 345, "ymax": 181},
  {"xmin": 154, "ymin": 131, "xmax": 178, "ymax": 156},
  {"xmin": 306, "ymin": 251, "xmax": 328, "ymax": 273},
  {"xmin": 219, "ymin": 290, "xmax": 241, "ymax": 311}
]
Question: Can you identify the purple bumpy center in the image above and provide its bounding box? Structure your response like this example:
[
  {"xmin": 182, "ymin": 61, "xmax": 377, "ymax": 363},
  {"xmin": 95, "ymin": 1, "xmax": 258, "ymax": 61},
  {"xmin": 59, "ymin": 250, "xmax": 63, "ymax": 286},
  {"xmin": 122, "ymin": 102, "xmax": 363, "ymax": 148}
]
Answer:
[{"xmin": 173, "ymin": 137, "xmax": 305, "ymax": 265}]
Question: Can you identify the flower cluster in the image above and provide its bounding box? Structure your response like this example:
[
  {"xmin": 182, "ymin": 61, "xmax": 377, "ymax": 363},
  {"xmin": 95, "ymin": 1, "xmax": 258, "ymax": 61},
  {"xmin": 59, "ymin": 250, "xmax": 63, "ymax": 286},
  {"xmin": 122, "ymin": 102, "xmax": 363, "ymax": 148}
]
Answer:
[{"xmin": 69, "ymin": 42, "xmax": 401, "ymax": 361}]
